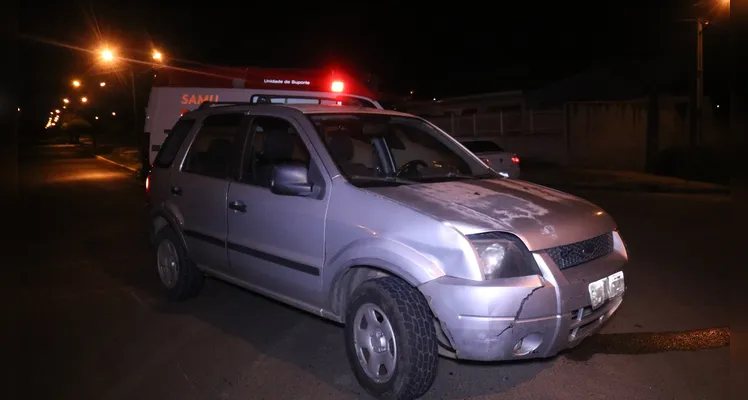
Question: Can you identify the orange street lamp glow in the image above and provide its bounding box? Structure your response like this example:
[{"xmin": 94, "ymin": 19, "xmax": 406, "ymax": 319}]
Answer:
[
  {"xmin": 101, "ymin": 49, "xmax": 114, "ymax": 62},
  {"xmin": 100, "ymin": 82, "xmax": 106, "ymax": 87},
  {"xmin": 95, "ymin": 116, "xmax": 99, "ymax": 120},
  {"xmin": 63, "ymin": 98, "xmax": 69, "ymax": 104},
  {"xmin": 55, "ymin": 109, "xmax": 60, "ymax": 113},
  {"xmin": 112, "ymin": 112, "xmax": 116, "ymax": 116},
  {"xmin": 81, "ymin": 97, "xmax": 88, "ymax": 103},
  {"xmin": 72, "ymin": 80, "xmax": 81, "ymax": 88},
  {"xmin": 152, "ymin": 50, "xmax": 163, "ymax": 61}
]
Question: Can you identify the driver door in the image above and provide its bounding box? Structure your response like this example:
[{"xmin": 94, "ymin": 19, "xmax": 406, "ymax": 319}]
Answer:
[{"xmin": 225, "ymin": 114, "xmax": 329, "ymax": 306}]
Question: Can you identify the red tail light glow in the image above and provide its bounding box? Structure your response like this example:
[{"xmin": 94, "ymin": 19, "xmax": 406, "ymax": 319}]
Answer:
[
  {"xmin": 331, "ymin": 81, "xmax": 344, "ymax": 92},
  {"xmin": 480, "ymin": 157, "xmax": 492, "ymax": 165},
  {"xmin": 511, "ymin": 156, "xmax": 520, "ymax": 164}
]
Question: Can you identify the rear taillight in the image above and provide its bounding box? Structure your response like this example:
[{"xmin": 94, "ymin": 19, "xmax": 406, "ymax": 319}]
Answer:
[
  {"xmin": 511, "ymin": 156, "xmax": 520, "ymax": 164},
  {"xmin": 480, "ymin": 157, "xmax": 492, "ymax": 166}
]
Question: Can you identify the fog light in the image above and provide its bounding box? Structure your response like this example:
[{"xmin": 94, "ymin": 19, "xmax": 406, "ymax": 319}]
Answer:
[{"xmin": 512, "ymin": 333, "xmax": 543, "ymax": 356}]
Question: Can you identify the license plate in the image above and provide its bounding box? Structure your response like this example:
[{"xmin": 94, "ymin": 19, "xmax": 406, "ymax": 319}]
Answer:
[
  {"xmin": 607, "ymin": 271, "xmax": 625, "ymax": 298},
  {"xmin": 588, "ymin": 271, "xmax": 625, "ymax": 309}
]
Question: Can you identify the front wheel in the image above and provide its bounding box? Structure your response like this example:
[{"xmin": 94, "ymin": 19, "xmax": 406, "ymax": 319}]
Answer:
[{"xmin": 344, "ymin": 277, "xmax": 438, "ymax": 400}]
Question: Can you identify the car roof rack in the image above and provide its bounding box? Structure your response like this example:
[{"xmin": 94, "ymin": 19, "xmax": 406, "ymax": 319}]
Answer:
[{"xmin": 197, "ymin": 101, "xmax": 257, "ymax": 110}]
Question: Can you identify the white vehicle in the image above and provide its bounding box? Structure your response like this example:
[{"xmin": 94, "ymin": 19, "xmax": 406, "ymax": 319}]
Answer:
[
  {"xmin": 144, "ymin": 67, "xmax": 382, "ymax": 164},
  {"xmin": 458, "ymin": 138, "xmax": 520, "ymax": 178}
]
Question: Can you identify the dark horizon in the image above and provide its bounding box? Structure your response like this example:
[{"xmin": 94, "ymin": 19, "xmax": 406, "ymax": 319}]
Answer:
[{"xmin": 18, "ymin": 0, "xmax": 731, "ymax": 124}]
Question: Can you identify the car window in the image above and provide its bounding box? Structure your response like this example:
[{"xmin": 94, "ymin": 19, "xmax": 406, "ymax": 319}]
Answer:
[
  {"xmin": 153, "ymin": 119, "xmax": 195, "ymax": 168},
  {"xmin": 182, "ymin": 113, "xmax": 243, "ymax": 179},
  {"xmin": 309, "ymin": 114, "xmax": 490, "ymax": 186},
  {"xmin": 461, "ymin": 140, "xmax": 504, "ymax": 153},
  {"xmin": 242, "ymin": 116, "xmax": 310, "ymax": 188}
]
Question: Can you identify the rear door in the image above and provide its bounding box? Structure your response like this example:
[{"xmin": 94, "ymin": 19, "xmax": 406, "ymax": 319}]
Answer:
[
  {"xmin": 149, "ymin": 118, "xmax": 196, "ymax": 205},
  {"xmin": 168, "ymin": 112, "xmax": 246, "ymax": 273}
]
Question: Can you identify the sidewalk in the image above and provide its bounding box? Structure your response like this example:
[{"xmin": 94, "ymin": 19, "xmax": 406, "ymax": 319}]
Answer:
[
  {"xmin": 520, "ymin": 166, "xmax": 730, "ymax": 194},
  {"xmin": 91, "ymin": 146, "xmax": 142, "ymax": 173}
]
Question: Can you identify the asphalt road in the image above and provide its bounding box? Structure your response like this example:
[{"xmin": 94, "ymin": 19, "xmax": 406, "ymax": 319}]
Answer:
[{"xmin": 6, "ymin": 144, "xmax": 731, "ymax": 400}]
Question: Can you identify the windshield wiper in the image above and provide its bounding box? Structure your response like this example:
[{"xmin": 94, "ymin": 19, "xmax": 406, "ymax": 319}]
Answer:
[
  {"xmin": 347, "ymin": 175, "xmax": 417, "ymax": 186},
  {"xmin": 420, "ymin": 172, "xmax": 495, "ymax": 181}
]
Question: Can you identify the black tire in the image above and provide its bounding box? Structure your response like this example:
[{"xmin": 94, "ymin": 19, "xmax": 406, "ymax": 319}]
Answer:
[
  {"xmin": 344, "ymin": 276, "xmax": 438, "ymax": 400},
  {"xmin": 153, "ymin": 227, "xmax": 204, "ymax": 301}
]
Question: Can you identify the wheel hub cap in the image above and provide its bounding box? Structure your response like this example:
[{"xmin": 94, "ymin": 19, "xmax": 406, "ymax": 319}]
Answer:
[
  {"xmin": 157, "ymin": 239, "xmax": 180, "ymax": 289},
  {"xmin": 352, "ymin": 303, "xmax": 397, "ymax": 383},
  {"xmin": 370, "ymin": 329, "xmax": 388, "ymax": 353}
]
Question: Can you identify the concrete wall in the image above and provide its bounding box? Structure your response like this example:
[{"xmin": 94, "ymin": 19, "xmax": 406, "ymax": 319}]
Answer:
[
  {"xmin": 657, "ymin": 97, "xmax": 690, "ymax": 151},
  {"xmin": 566, "ymin": 97, "xmax": 700, "ymax": 172},
  {"xmin": 566, "ymin": 101, "xmax": 648, "ymax": 171},
  {"xmin": 425, "ymin": 110, "xmax": 568, "ymax": 165},
  {"xmin": 422, "ymin": 96, "xmax": 708, "ymax": 172}
]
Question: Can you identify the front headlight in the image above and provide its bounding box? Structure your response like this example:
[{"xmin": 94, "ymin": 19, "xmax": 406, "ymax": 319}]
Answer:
[{"xmin": 468, "ymin": 232, "xmax": 541, "ymax": 280}]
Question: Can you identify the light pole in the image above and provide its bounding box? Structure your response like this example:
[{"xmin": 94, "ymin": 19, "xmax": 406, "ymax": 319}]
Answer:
[
  {"xmin": 688, "ymin": 0, "xmax": 729, "ymax": 148},
  {"xmin": 694, "ymin": 17, "xmax": 704, "ymax": 147},
  {"xmin": 97, "ymin": 46, "xmax": 165, "ymax": 175},
  {"xmin": 98, "ymin": 48, "xmax": 140, "ymax": 140}
]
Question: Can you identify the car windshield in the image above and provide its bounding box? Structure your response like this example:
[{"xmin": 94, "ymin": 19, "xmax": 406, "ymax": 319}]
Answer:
[{"xmin": 308, "ymin": 113, "xmax": 496, "ymax": 187}]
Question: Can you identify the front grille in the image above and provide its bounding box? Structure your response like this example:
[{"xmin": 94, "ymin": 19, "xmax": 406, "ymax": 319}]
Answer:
[{"xmin": 546, "ymin": 232, "xmax": 614, "ymax": 270}]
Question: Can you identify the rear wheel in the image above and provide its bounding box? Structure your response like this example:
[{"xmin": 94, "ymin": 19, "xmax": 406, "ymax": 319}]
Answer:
[
  {"xmin": 154, "ymin": 227, "xmax": 204, "ymax": 300},
  {"xmin": 344, "ymin": 277, "xmax": 438, "ymax": 399}
]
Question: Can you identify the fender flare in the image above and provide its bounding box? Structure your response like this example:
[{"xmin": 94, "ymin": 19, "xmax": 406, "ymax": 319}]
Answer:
[
  {"xmin": 325, "ymin": 237, "xmax": 446, "ymax": 314},
  {"xmin": 148, "ymin": 208, "xmax": 188, "ymax": 250}
]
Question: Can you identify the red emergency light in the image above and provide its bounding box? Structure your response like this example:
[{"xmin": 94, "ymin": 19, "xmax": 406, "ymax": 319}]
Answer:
[{"xmin": 152, "ymin": 66, "xmax": 374, "ymax": 99}]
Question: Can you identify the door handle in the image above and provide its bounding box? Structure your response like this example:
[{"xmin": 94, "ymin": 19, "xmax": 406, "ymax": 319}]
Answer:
[
  {"xmin": 171, "ymin": 186, "xmax": 182, "ymax": 196},
  {"xmin": 228, "ymin": 200, "xmax": 247, "ymax": 212}
]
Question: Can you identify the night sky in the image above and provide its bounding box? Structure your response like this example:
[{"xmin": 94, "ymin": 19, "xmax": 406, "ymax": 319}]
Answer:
[{"xmin": 18, "ymin": 0, "xmax": 731, "ymax": 124}]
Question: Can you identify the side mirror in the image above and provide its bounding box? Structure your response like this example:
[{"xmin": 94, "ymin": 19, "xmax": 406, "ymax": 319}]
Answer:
[{"xmin": 270, "ymin": 164, "xmax": 316, "ymax": 197}]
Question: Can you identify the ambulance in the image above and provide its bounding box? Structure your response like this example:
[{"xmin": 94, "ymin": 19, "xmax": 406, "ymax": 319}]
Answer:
[{"xmin": 143, "ymin": 66, "xmax": 383, "ymax": 164}]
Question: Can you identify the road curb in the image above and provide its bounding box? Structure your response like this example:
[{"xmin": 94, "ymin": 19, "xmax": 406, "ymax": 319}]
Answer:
[{"xmin": 95, "ymin": 155, "xmax": 139, "ymax": 173}]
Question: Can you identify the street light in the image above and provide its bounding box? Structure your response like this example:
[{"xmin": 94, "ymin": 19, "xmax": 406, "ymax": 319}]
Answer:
[
  {"xmin": 152, "ymin": 50, "xmax": 163, "ymax": 61},
  {"xmin": 55, "ymin": 109, "xmax": 60, "ymax": 113},
  {"xmin": 63, "ymin": 98, "xmax": 69, "ymax": 104},
  {"xmin": 95, "ymin": 116, "xmax": 99, "ymax": 120},
  {"xmin": 100, "ymin": 82, "xmax": 106, "ymax": 87},
  {"xmin": 112, "ymin": 112, "xmax": 116, "ymax": 116},
  {"xmin": 72, "ymin": 80, "xmax": 81, "ymax": 88},
  {"xmin": 81, "ymin": 97, "xmax": 88, "ymax": 103},
  {"xmin": 101, "ymin": 48, "xmax": 114, "ymax": 63}
]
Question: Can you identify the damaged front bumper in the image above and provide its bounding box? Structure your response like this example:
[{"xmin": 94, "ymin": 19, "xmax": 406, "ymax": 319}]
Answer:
[{"xmin": 418, "ymin": 246, "xmax": 627, "ymax": 361}]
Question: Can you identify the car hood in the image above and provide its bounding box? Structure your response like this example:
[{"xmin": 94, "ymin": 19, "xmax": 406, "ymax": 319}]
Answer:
[{"xmin": 365, "ymin": 179, "xmax": 617, "ymax": 251}]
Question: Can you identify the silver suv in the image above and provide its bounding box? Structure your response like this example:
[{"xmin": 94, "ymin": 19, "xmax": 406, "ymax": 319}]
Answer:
[{"xmin": 146, "ymin": 102, "xmax": 628, "ymax": 400}]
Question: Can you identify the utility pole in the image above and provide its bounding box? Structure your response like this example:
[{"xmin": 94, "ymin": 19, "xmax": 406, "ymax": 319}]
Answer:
[
  {"xmin": 131, "ymin": 69, "xmax": 138, "ymax": 138},
  {"xmin": 693, "ymin": 17, "xmax": 704, "ymax": 147}
]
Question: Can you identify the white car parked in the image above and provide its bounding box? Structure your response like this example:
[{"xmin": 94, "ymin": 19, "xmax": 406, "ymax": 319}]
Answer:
[{"xmin": 459, "ymin": 138, "xmax": 520, "ymax": 178}]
